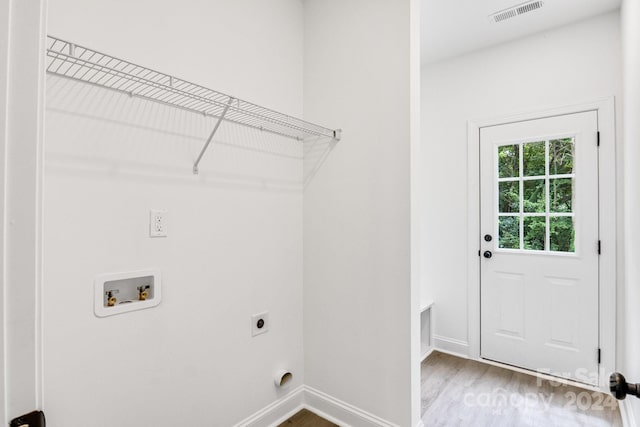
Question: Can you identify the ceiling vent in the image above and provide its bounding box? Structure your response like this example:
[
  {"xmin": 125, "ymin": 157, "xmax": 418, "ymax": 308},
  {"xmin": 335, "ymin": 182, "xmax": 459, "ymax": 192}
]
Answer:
[{"xmin": 490, "ymin": 1, "xmax": 544, "ymax": 23}]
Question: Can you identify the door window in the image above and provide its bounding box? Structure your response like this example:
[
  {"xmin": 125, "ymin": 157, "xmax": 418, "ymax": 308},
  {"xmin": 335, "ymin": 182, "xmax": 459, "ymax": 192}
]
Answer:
[{"xmin": 497, "ymin": 138, "xmax": 575, "ymax": 253}]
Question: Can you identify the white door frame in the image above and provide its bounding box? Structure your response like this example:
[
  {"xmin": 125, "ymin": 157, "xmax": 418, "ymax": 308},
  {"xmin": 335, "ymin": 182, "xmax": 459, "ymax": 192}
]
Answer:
[
  {"xmin": 466, "ymin": 97, "xmax": 617, "ymax": 391},
  {"xmin": 0, "ymin": 1, "xmax": 9, "ymax": 422},
  {"xmin": 1, "ymin": 0, "xmax": 48, "ymax": 423}
]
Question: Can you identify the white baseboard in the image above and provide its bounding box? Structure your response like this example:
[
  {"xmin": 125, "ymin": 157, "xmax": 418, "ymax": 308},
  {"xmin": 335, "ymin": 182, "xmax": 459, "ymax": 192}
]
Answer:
[
  {"xmin": 233, "ymin": 385, "xmax": 400, "ymax": 427},
  {"xmin": 304, "ymin": 386, "xmax": 399, "ymax": 427},
  {"xmin": 232, "ymin": 385, "xmax": 305, "ymax": 427},
  {"xmin": 619, "ymin": 399, "xmax": 638, "ymax": 427},
  {"xmin": 420, "ymin": 347, "xmax": 435, "ymax": 362},
  {"xmin": 432, "ymin": 335, "xmax": 470, "ymax": 358}
]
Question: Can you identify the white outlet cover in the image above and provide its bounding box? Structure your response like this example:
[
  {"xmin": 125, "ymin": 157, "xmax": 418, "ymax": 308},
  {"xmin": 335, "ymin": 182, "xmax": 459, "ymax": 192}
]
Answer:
[
  {"xmin": 149, "ymin": 209, "xmax": 167, "ymax": 237},
  {"xmin": 251, "ymin": 312, "xmax": 269, "ymax": 336}
]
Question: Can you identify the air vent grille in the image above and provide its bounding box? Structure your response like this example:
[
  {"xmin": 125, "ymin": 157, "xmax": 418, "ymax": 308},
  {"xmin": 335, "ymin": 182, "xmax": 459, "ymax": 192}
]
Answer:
[{"xmin": 490, "ymin": 1, "xmax": 544, "ymax": 23}]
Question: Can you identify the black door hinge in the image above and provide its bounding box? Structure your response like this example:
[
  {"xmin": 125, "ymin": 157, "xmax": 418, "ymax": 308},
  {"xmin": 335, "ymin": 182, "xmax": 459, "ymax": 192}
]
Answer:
[
  {"xmin": 478, "ymin": 250, "xmax": 481, "ymax": 257},
  {"xmin": 597, "ymin": 131, "xmax": 600, "ymax": 147},
  {"xmin": 10, "ymin": 410, "xmax": 45, "ymax": 427},
  {"xmin": 598, "ymin": 348, "xmax": 602, "ymax": 364},
  {"xmin": 598, "ymin": 240, "xmax": 602, "ymax": 255}
]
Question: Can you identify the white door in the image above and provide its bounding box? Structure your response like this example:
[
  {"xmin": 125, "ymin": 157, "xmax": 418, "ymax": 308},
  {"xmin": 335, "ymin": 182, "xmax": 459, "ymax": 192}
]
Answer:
[{"xmin": 480, "ymin": 111, "xmax": 599, "ymax": 385}]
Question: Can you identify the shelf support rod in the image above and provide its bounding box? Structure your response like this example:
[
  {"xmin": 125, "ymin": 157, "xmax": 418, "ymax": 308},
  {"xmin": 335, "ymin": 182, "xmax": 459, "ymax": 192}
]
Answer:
[{"xmin": 193, "ymin": 97, "xmax": 235, "ymax": 175}]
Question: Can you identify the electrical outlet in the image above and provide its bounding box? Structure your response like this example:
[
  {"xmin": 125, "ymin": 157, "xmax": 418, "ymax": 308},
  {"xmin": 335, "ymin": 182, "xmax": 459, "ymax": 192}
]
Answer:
[
  {"xmin": 149, "ymin": 209, "xmax": 167, "ymax": 237},
  {"xmin": 251, "ymin": 312, "xmax": 269, "ymax": 337}
]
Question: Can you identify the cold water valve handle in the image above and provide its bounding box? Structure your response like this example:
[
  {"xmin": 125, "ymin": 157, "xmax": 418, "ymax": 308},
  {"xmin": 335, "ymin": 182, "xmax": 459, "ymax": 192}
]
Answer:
[{"xmin": 610, "ymin": 372, "xmax": 640, "ymax": 399}]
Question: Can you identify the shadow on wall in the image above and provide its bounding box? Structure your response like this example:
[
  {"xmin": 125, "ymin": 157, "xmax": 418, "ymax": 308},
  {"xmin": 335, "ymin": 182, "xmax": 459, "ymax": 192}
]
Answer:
[{"xmin": 45, "ymin": 76, "xmax": 336, "ymax": 192}]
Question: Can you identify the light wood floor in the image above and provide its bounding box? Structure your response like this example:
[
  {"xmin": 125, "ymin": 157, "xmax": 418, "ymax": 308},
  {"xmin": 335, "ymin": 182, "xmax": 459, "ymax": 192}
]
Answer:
[
  {"xmin": 278, "ymin": 409, "xmax": 338, "ymax": 427},
  {"xmin": 422, "ymin": 351, "xmax": 622, "ymax": 427}
]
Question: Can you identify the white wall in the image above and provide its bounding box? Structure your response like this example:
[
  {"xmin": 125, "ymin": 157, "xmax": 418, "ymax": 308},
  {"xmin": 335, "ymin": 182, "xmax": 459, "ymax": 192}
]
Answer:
[
  {"xmin": 44, "ymin": 1, "xmax": 305, "ymax": 426},
  {"xmin": 621, "ymin": 0, "xmax": 640, "ymax": 423},
  {"xmin": 421, "ymin": 12, "xmax": 622, "ymax": 356},
  {"xmin": 303, "ymin": 1, "xmax": 415, "ymax": 425}
]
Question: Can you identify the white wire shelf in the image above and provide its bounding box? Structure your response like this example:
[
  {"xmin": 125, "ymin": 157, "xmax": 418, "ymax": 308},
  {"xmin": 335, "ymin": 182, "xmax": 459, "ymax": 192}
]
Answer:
[{"xmin": 45, "ymin": 35, "xmax": 340, "ymax": 174}]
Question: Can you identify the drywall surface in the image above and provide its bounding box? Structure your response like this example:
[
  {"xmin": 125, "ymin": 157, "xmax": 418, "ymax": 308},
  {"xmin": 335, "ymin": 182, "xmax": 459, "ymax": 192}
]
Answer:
[
  {"xmin": 422, "ymin": 12, "xmax": 622, "ymax": 354},
  {"xmin": 303, "ymin": 1, "xmax": 413, "ymax": 425},
  {"xmin": 44, "ymin": 1, "xmax": 304, "ymax": 426},
  {"xmin": 621, "ymin": 0, "xmax": 640, "ymax": 423}
]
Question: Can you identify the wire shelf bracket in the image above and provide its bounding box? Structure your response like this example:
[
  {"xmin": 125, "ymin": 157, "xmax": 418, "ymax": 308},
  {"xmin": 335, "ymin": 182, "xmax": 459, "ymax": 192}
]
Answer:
[
  {"xmin": 45, "ymin": 36, "xmax": 341, "ymax": 174},
  {"xmin": 193, "ymin": 97, "xmax": 234, "ymax": 174}
]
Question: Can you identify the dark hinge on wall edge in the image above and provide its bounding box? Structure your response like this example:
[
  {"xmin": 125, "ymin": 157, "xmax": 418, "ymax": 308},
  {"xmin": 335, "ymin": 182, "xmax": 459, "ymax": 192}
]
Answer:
[
  {"xmin": 597, "ymin": 131, "xmax": 600, "ymax": 146},
  {"xmin": 598, "ymin": 240, "xmax": 602, "ymax": 255},
  {"xmin": 10, "ymin": 410, "xmax": 45, "ymax": 427},
  {"xmin": 598, "ymin": 348, "xmax": 602, "ymax": 364}
]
